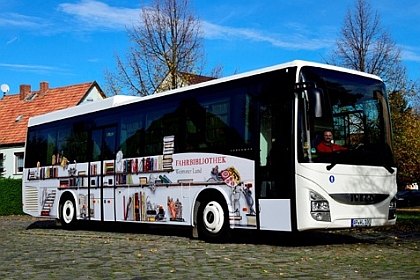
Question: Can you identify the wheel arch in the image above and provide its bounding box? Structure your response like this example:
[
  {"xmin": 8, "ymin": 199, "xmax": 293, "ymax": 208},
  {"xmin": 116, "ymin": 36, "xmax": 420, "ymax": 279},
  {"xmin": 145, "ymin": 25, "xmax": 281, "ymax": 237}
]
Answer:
[{"xmin": 192, "ymin": 187, "xmax": 231, "ymax": 237}]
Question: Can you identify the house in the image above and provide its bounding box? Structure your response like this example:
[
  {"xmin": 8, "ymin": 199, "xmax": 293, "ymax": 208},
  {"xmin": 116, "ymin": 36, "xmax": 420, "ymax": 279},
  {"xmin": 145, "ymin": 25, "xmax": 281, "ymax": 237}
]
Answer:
[
  {"xmin": 154, "ymin": 72, "xmax": 216, "ymax": 94},
  {"xmin": 0, "ymin": 81, "xmax": 106, "ymax": 179}
]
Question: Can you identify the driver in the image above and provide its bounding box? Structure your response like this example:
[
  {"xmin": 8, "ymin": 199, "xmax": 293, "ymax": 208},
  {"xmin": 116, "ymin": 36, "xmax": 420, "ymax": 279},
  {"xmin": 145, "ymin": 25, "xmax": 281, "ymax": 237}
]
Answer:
[{"xmin": 316, "ymin": 130, "xmax": 347, "ymax": 153}]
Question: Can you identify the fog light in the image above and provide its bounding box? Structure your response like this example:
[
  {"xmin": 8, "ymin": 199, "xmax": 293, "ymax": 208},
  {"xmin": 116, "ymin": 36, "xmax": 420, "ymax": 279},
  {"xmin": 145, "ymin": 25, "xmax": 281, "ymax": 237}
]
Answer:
[{"xmin": 311, "ymin": 212, "xmax": 331, "ymax": 222}]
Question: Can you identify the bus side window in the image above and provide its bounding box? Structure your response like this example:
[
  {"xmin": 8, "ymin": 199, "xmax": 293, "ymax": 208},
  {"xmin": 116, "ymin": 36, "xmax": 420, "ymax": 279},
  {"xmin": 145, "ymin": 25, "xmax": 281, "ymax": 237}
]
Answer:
[
  {"xmin": 185, "ymin": 106, "xmax": 205, "ymax": 150},
  {"xmin": 120, "ymin": 114, "xmax": 144, "ymax": 158}
]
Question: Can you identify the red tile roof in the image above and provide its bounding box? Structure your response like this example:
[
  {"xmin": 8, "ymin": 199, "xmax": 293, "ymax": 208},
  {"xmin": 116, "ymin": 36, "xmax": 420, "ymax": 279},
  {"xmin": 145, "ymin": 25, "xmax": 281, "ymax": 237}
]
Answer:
[{"xmin": 0, "ymin": 81, "xmax": 102, "ymax": 146}]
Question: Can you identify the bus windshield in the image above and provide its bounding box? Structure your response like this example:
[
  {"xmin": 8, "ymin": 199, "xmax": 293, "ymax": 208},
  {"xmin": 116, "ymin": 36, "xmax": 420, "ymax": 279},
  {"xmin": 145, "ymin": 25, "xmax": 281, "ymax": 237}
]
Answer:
[{"xmin": 299, "ymin": 66, "xmax": 394, "ymax": 170}]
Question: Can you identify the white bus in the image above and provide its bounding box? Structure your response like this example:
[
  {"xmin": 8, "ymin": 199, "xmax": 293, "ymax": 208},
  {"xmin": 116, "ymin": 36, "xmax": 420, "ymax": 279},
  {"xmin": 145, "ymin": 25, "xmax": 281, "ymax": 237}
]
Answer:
[{"xmin": 22, "ymin": 60, "xmax": 397, "ymax": 242}]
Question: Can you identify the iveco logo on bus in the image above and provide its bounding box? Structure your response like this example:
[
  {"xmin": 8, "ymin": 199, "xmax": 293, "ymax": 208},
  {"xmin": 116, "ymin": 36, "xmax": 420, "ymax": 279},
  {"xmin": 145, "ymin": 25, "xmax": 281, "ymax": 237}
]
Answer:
[{"xmin": 350, "ymin": 194, "xmax": 375, "ymax": 204}]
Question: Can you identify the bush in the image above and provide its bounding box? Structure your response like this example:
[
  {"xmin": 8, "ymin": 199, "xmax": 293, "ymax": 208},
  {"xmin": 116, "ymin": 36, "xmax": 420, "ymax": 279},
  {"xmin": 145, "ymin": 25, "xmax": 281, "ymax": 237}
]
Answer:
[{"xmin": 0, "ymin": 178, "xmax": 24, "ymax": 215}]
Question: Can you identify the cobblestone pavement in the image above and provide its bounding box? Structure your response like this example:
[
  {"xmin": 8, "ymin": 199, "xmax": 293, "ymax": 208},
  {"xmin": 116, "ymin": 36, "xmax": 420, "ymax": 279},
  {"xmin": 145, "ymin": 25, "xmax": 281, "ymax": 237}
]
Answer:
[{"xmin": 0, "ymin": 215, "xmax": 419, "ymax": 279}]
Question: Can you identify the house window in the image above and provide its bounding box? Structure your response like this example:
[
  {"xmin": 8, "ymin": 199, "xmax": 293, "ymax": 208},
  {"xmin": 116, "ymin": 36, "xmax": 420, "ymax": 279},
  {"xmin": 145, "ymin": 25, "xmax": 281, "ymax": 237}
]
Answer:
[
  {"xmin": 0, "ymin": 153, "xmax": 4, "ymax": 173},
  {"xmin": 15, "ymin": 152, "xmax": 24, "ymax": 173}
]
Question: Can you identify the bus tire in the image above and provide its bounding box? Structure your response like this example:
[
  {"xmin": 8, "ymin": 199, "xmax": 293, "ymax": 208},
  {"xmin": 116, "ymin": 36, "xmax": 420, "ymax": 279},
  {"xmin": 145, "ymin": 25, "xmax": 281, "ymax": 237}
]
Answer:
[
  {"xmin": 197, "ymin": 196, "xmax": 230, "ymax": 243},
  {"xmin": 60, "ymin": 196, "xmax": 77, "ymax": 229}
]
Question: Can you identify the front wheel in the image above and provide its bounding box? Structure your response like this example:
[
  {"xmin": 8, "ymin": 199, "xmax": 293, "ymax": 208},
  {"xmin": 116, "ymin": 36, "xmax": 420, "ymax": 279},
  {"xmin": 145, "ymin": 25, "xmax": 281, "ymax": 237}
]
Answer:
[
  {"xmin": 60, "ymin": 197, "xmax": 77, "ymax": 229},
  {"xmin": 197, "ymin": 198, "xmax": 230, "ymax": 243}
]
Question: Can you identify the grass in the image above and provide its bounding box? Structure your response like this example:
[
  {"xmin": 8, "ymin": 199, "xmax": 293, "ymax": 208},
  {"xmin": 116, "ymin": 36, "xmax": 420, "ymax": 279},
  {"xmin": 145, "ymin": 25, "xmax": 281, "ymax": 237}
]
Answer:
[
  {"xmin": 393, "ymin": 211, "xmax": 420, "ymax": 232},
  {"xmin": 397, "ymin": 212, "xmax": 420, "ymax": 220}
]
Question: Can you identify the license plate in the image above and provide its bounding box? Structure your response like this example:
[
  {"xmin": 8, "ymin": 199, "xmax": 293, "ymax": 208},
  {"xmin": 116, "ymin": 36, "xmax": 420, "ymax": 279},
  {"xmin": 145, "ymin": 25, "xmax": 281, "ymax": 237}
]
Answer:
[{"xmin": 351, "ymin": 218, "xmax": 372, "ymax": 227}]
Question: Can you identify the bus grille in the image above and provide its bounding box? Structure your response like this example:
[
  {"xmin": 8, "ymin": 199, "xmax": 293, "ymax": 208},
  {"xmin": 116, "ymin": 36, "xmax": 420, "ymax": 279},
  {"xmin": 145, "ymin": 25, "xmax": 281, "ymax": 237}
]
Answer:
[
  {"xmin": 24, "ymin": 186, "xmax": 39, "ymax": 212},
  {"xmin": 330, "ymin": 193, "xmax": 388, "ymax": 205}
]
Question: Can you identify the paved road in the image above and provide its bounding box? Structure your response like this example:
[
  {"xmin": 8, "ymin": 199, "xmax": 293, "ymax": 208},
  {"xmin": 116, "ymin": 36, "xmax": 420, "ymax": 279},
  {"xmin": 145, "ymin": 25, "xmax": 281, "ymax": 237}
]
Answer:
[{"xmin": 0, "ymin": 215, "xmax": 419, "ymax": 279}]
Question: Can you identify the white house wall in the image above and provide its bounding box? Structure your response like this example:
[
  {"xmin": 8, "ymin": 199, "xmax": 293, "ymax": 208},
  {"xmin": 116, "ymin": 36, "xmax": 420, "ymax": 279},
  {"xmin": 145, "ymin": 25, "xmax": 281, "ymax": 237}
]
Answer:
[{"xmin": 80, "ymin": 87, "xmax": 105, "ymax": 103}]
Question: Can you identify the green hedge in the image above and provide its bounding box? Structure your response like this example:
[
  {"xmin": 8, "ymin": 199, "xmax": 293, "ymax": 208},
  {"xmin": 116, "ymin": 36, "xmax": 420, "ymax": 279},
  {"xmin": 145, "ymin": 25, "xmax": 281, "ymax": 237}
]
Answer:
[{"xmin": 0, "ymin": 178, "xmax": 24, "ymax": 215}]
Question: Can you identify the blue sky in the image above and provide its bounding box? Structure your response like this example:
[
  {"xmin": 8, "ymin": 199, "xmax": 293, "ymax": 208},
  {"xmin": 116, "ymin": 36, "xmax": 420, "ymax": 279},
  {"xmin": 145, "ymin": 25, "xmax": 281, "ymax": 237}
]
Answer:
[{"xmin": 1, "ymin": 0, "xmax": 419, "ymax": 95}]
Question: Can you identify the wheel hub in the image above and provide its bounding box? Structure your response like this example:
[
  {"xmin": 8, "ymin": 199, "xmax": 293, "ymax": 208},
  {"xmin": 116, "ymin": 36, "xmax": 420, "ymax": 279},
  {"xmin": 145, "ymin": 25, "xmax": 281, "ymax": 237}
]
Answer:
[{"xmin": 203, "ymin": 201, "xmax": 224, "ymax": 233}]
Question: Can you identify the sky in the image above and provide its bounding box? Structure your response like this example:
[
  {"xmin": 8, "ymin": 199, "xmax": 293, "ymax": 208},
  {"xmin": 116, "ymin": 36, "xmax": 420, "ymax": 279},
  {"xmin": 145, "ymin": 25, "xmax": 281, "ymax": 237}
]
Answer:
[{"xmin": 1, "ymin": 0, "xmax": 420, "ymax": 95}]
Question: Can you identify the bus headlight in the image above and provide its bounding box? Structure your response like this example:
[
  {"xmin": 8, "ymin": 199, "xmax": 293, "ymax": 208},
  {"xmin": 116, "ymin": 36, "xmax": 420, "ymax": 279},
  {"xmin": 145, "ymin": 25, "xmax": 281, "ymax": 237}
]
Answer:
[
  {"xmin": 311, "ymin": 201, "xmax": 330, "ymax": 211},
  {"xmin": 310, "ymin": 191, "xmax": 331, "ymax": 222}
]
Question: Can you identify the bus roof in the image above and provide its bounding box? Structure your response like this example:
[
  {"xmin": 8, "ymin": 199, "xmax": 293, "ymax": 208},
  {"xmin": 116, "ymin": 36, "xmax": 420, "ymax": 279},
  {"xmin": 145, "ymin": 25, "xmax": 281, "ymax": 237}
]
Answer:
[{"xmin": 28, "ymin": 60, "xmax": 382, "ymax": 127}]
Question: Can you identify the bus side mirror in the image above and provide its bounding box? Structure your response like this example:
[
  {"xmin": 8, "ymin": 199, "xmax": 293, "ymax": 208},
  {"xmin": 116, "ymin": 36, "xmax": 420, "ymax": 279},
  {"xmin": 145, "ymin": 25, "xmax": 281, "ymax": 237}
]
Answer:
[{"xmin": 308, "ymin": 88, "xmax": 325, "ymax": 118}]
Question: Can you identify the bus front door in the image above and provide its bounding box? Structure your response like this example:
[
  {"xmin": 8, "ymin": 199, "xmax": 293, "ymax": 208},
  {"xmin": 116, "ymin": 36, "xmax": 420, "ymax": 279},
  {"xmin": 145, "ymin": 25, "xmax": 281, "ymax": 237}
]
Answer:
[{"xmin": 257, "ymin": 102, "xmax": 293, "ymax": 231}]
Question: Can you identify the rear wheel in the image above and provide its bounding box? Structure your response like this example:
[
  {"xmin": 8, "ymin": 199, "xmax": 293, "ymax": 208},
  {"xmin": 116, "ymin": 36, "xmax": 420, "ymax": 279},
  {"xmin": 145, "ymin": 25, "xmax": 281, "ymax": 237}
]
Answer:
[
  {"xmin": 60, "ymin": 196, "xmax": 77, "ymax": 229},
  {"xmin": 197, "ymin": 197, "xmax": 230, "ymax": 243}
]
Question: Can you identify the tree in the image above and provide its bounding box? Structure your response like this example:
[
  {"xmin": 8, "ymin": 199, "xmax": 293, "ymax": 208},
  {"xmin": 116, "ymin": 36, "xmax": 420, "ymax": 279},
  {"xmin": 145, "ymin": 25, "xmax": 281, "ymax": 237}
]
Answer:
[
  {"xmin": 105, "ymin": 0, "xmax": 206, "ymax": 96},
  {"xmin": 389, "ymin": 88, "xmax": 420, "ymax": 185},
  {"xmin": 328, "ymin": 0, "xmax": 420, "ymax": 184},
  {"xmin": 328, "ymin": 0, "xmax": 403, "ymax": 86}
]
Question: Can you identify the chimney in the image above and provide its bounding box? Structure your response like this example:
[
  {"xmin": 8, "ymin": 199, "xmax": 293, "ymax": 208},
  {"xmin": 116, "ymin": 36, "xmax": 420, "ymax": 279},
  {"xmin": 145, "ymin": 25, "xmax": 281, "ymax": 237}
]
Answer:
[
  {"xmin": 39, "ymin": 81, "xmax": 49, "ymax": 95},
  {"xmin": 20, "ymin": 84, "xmax": 31, "ymax": 100}
]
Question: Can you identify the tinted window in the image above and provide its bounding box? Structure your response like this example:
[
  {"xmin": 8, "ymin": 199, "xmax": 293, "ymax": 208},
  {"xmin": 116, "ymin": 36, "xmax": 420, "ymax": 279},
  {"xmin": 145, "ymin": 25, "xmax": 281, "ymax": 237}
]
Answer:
[{"xmin": 299, "ymin": 66, "xmax": 394, "ymax": 167}]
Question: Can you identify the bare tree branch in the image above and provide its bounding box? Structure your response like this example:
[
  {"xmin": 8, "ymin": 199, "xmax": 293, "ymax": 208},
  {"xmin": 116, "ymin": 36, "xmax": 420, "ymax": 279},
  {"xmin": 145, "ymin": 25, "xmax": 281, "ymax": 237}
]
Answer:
[
  {"xmin": 328, "ymin": 0, "xmax": 403, "ymax": 87},
  {"xmin": 105, "ymin": 0, "xmax": 205, "ymax": 96}
]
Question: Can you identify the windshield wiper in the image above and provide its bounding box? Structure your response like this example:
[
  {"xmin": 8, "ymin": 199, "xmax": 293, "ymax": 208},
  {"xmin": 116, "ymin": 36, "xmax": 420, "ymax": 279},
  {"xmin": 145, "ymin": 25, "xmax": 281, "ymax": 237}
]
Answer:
[
  {"xmin": 325, "ymin": 151, "xmax": 341, "ymax": 171},
  {"xmin": 326, "ymin": 162, "xmax": 337, "ymax": 171},
  {"xmin": 383, "ymin": 163, "xmax": 394, "ymax": 174}
]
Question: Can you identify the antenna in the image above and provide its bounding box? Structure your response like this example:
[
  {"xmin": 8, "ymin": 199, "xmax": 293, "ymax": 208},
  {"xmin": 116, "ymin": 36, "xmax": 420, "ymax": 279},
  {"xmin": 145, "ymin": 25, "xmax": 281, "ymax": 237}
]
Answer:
[{"xmin": 1, "ymin": 84, "xmax": 9, "ymax": 99}]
